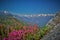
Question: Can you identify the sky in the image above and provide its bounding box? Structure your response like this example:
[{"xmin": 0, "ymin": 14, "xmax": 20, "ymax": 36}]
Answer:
[{"xmin": 0, "ymin": 0, "xmax": 60, "ymax": 15}]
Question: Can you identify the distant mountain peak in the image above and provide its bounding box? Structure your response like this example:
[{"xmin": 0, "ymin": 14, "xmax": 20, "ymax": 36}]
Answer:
[
  {"xmin": 3, "ymin": 10, "xmax": 8, "ymax": 14},
  {"xmin": 16, "ymin": 14, "xmax": 55, "ymax": 18}
]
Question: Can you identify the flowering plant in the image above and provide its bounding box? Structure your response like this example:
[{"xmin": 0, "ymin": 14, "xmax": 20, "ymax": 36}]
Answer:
[{"xmin": 0, "ymin": 24, "xmax": 49, "ymax": 40}]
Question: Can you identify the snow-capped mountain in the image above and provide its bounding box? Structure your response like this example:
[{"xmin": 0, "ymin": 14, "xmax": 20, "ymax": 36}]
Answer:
[
  {"xmin": 0, "ymin": 11, "xmax": 54, "ymax": 26},
  {"xmin": 14, "ymin": 14, "xmax": 54, "ymax": 26}
]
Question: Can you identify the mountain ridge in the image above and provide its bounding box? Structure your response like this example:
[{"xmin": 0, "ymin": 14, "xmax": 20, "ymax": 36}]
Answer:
[{"xmin": 14, "ymin": 14, "xmax": 54, "ymax": 26}]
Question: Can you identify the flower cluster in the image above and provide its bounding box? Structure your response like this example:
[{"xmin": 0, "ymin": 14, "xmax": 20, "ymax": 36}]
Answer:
[
  {"xmin": 3, "ymin": 24, "xmax": 39, "ymax": 40},
  {"xmin": 1, "ymin": 24, "xmax": 49, "ymax": 40}
]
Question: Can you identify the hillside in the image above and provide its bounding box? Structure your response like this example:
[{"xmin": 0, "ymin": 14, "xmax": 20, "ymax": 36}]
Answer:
[
  {"xmin": 41, "ymin": 11, "xmax": 60, "ymax": 40},
  {"xmin": 0, "ymin": 11, "xmax": 27, "ymax": 39},
  {"xmin": 0, "ymin": 11, "xmax": 59, "ymax": 40},
  {"xmin": 0, "ymin": 11, "xmax": 27, "ymax": 28},
  {"xmin": 0, "ymin": 11, "xmax": 50, "ymax": 40}
]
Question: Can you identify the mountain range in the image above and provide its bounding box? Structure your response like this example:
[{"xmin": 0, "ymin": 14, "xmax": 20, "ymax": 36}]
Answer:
[
  {"xmin": 0, "ymin": 11, "xmax": 54, "ymax": 27},
  {"xmin": 14, "ymin": 14, "xmax": 54, "ymax": 27}
]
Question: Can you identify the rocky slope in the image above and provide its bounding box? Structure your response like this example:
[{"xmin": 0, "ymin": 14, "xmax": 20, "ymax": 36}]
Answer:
[{"xmin": 41, "ymin": 11, "xmax": 60, "ymax": 40}]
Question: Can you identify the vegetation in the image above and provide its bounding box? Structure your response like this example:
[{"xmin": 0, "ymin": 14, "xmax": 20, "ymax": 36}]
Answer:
[{"xmin": 0, "ymin": 12, "xmax": 50, "ymax": 40}]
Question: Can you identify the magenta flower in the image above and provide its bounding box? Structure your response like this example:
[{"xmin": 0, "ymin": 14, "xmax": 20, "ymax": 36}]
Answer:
[
  {"xmin": 17, "ymin": 30, "xmax": 23, "ymax": 36},
  {"xmin": 3, "ymin": 38, "xmax": 8, "ymax": 40},
  {"xmin": 23, "ymin": 26, "xmax": 27, "ymax": 30}
]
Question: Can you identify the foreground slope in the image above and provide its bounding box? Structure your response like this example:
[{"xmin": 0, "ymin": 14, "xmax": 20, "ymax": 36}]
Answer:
[
  {"xmin": 41, "ymin": 11, "xmax": 60, "ymax": 40},
  {"xmin": 0, "ymin": 11, "xmax": 50, "ymax": 40},
  {"xmin": 0, "ymin": 11, "xmax": 27, "ymax": 28},
  {"xmin": 0, "ymin": 11, "xmax": 27, "ymax": 39}
]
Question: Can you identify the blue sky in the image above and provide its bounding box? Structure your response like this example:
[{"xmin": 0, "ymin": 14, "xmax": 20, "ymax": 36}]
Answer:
[{"xmin": 0, "ymin": 0, "xmax": 60, "ymax": 14}]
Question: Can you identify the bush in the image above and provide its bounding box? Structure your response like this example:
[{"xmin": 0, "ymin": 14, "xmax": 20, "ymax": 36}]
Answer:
[{"xmin": 0, "ymin": 24, "xmax": 49, "ymax": 40}]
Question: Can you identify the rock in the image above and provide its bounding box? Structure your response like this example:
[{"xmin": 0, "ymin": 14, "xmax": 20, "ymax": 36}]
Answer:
[{"xmin": 41, "ymin": 11, "xmax": 60, "ymax": 40}]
